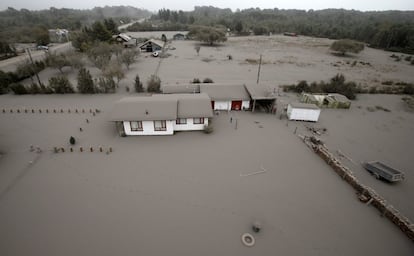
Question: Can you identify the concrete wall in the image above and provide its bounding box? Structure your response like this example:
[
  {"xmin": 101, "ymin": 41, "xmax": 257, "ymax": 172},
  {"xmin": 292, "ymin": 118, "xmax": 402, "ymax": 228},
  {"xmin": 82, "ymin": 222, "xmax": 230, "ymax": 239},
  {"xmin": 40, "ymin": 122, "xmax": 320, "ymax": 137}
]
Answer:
[{"xmin": 123, "ymin": 121, "xmax": 175, "ymax": 135}]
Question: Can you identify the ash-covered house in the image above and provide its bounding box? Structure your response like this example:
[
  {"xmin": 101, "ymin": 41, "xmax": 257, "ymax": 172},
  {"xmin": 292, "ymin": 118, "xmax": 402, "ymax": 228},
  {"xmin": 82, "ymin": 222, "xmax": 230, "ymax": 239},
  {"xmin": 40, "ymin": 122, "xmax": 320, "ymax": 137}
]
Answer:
[
  {"xmin": 109, "ymin": 93, "xmax": 213, "ymax": 136},
  {"xmin": 200, "ymin": 84, "xmax": 251, "ymax": 111},
  {"xmin": 113, "ymin": 33, "xmax": 137, "ymax": 48},
  {"xmin": 138, "ymin": 39, "xmax": 164, "ymax": 52}
]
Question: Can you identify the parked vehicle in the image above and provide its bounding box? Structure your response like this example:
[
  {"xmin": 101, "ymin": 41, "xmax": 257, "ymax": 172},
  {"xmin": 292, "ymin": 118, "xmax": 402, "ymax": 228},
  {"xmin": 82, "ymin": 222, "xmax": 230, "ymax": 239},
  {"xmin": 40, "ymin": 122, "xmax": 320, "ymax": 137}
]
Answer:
[
  {"xmin": 37, "ymin": 45, "xmax": 49, "ymax": 51},
  {"xmin": 362, "ymin": 161, "xmax": 405, "ymax": 182}
]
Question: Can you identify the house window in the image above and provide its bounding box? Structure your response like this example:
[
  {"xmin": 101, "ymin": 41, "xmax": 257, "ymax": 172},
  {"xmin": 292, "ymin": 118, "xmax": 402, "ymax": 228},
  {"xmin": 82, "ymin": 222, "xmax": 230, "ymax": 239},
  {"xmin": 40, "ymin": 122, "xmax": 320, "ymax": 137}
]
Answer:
[
  {"xmin": 154, "ymin": 120, "xmax": 167, "ymax": 131},
  {"xmin": 176, "ymin": 118, "xmax": 187, "ymax": 125},
  {"xmin": 193, "ymin": 118, "xmax": 204, "ymax": 124},
  {"xmin": 130, "ymin": 121, "xmax": 143, "ymax": 131}
]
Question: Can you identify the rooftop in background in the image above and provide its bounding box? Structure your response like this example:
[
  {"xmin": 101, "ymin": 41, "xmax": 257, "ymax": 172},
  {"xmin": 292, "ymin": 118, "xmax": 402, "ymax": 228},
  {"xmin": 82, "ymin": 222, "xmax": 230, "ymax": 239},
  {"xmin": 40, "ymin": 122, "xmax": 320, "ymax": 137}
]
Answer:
[
  {"xmin": 162, "ymin": 84, "xmax": 200, "ymax": 94},
  {"xmin": 200, "ymin": 84, "xmax": 250, "ymax": 101}
]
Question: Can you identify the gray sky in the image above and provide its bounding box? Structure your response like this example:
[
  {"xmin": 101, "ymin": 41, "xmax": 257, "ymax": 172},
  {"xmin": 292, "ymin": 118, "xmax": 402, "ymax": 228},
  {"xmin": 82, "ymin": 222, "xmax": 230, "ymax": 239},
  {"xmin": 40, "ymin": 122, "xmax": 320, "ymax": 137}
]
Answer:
[{"xmin": 1, "ymin": 0, "xmax": 413, "ymax": 12}]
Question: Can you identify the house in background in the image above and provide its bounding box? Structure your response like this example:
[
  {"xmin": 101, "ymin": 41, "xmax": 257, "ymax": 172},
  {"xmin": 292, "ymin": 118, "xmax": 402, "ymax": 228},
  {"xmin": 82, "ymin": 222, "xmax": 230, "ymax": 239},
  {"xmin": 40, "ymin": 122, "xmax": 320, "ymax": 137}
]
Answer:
[
  {"xmin": 109, "ymin": 93, "xmax": 213, "ymax": 136},
  {"xmin": 300, "ymin": 93, "xmax": 351, "ymax": 109},
  {"xmin": 138, "ymin": 39, "xmax": 164, "ymax": 52},
  {"xmin": 113, "ymin": 33, "xmax": 137, "ymax": 48},
  {"xmin": 200, "ymin": 84, "xmax": 250, "ymax": 111},
  {"xmin": 287, "ymin": 103, "xmax": 320, "ymax": 122},
  {"xmin": 173, "ymin": 33, "xmax": 186, "ymax": 40}
]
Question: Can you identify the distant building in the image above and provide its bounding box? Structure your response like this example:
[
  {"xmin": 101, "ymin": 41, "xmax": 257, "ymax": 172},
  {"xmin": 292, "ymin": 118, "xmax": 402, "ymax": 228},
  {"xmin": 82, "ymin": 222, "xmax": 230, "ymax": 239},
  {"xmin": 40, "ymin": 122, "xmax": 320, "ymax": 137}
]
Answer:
[
  {"xmin": 109, "ymin": 93, "xmax": 213, "ymax": 136},
  {"xmin": 48, "ymin": 29, "xmax": 69, "ymax": 43},
  {"xmin": 300, "ymin": 93, "xmax": 351, "ymax": 109}
]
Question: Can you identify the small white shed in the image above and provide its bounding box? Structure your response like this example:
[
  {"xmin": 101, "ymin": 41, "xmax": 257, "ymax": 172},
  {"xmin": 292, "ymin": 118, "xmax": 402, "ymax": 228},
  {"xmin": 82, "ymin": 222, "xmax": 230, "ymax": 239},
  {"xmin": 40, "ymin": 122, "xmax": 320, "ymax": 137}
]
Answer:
[{"xmin": 287, "ymin": 103, "xmax": 320, "ymax": 122}]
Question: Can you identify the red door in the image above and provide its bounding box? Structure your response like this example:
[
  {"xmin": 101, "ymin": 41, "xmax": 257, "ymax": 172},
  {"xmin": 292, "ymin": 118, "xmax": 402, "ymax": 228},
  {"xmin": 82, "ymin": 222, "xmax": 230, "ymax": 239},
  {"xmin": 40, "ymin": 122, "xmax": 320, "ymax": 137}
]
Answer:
[
  {"xmin": 211, "ymin": 101, "xmax": 215, "ymax": 109},
  {"xmin": 231, "ymin": 101, "xmax": 242, "ymax": 110}
]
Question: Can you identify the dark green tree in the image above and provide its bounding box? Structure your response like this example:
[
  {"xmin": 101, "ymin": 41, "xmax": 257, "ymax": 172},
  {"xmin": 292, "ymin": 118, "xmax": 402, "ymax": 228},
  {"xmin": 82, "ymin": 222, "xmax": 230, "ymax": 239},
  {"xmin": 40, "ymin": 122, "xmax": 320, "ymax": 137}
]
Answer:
[
  {"xmin": 134, "ymin": 75, "xmax": 144, "ymax": 92},
  {"xmin": 77, "ymin": 68, "xmax": 95, "ymax": 93},
  {"xmin": 147, "ymin": 75, "xmax": 161, "ymax": 93}
]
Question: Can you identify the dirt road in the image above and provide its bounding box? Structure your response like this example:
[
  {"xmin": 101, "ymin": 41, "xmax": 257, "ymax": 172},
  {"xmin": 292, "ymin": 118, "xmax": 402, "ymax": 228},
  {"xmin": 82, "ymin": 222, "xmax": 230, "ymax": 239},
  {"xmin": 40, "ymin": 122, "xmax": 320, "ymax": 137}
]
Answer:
[{"xmin": 0, "ymin": 42, "xmax": 73, "ymax": 73}]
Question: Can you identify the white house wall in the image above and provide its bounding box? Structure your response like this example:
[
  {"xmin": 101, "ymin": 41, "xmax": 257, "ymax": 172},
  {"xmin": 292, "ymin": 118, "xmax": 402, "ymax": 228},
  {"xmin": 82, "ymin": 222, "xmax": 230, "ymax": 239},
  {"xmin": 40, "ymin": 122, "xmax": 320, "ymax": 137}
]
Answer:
[
  {"xmin": 173, "ymin": 118, "xmax": 209, "ymax": 131},
  {"xmin": 242, "ymin": 100, "xmax": 250, "ymax": 110},
  {"xmin": 214, "ymin": 101, "xmax": 230, "ymax": 110},
  {"xmin": 287, "ymin": 107, "xmax": 320, "ymax": 122},
  {"xmin": 123, "ymin": 121, "xmax": 174, "ymax": 135}
]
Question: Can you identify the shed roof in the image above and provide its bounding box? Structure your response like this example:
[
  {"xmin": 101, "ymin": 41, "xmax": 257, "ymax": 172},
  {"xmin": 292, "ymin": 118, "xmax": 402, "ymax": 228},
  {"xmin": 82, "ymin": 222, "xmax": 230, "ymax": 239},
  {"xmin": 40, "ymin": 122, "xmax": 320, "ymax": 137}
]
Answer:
[
  {"xmin": 200, "ymin": 84, "xmax": 250, "ymax": 101},
  {"xmin": 109, "ymin": 96, "xmax": 177, "ymax": 121},
  {"xmin": 244, "ymin": 84, "xmax": 277, "ymax": 100},
  {"xmin": 289, "ymin": 102, "xmax": 320, "ymax": 110},
  {"xmin": 162, "ymin": 84, "xmax": 200, "ymax": 94}
]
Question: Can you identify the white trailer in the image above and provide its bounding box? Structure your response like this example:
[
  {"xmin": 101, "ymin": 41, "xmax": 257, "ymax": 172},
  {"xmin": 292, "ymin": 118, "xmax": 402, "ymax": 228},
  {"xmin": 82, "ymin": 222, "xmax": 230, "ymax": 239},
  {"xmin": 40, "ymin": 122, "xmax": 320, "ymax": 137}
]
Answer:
[{"xmin": 287, "ymin": 103, "xmax": 320, "ymax": 122}]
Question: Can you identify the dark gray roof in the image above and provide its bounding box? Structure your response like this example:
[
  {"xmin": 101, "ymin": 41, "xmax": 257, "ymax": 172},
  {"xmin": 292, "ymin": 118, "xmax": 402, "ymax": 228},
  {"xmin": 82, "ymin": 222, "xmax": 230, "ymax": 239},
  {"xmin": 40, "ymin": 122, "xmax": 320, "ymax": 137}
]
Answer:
[
  {"xmin": 109, "ymin": 94, "xmax": 213, "ymax": 121},
  {"xmin": 289, "ymin": 102, "xmax": 320, "ymax": 110},
  {"xmin": 200, "ymin": 84, "xmax": 250, "ymax": 101},
  {"xmin": 162, "ymin": 84, "xmax": 200, "ymax": 94},
  {"xmin": 109, "ymin": 96, "xmax": 177, "ymax": 121},
  {"xmin": 244, "ymin": 84, "xmax": 277, "ymax": 100}
]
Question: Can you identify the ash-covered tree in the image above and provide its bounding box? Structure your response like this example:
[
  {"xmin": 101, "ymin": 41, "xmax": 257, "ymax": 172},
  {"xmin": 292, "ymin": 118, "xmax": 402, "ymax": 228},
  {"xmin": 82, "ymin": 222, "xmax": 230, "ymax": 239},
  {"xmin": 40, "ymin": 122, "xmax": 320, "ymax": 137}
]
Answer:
[
  {"xmin": 134, "ymin": 74, "xmax": 144, "ymax": 92},
  {"xmin": 188, "ymin": 25, "xmax": 227, "ymax": 45},
  {"xmin": 330, "ymin": 39, "xmax": 365, "ymax": 56},
  {"xmin": 46, "ymin": 53, "xmax": 69, "ymax": 74},
  {"xmin": 96, "ymin": 77, "xmax": 116, "ymax": 93},
  {"xmin": 120, "ymin": 48, "xmax": 139, "ymax": 69},
  {"xmin": 77, "ymin": 68, "xmax": 95, "ymax": 93},
  {"xmin": 49, "ymin": 76, "xmax": 75, "ymax": 93},
  {"xmin": 103, "ymin": 62, "xmax": 125, "ymax": 86},
  {"xmin": 87, "ymin": 42, "xmax": 112, "ymax": 70}
]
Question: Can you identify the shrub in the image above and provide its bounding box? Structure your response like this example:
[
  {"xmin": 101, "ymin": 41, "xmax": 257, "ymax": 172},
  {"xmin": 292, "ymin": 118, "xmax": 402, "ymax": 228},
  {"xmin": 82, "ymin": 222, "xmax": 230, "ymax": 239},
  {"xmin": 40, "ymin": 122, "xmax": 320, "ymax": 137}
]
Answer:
[
  {"xmin": 147, "ymin": 75, "xmax": 161, "ymax": 93},
  {"xmin": 402, "ymin": 84, "xmax": 414, "ymax": 95},
  {"xmin": 9, "ymin": 83, "xmax": 28, "ymax": 95},
  {"xmin": 203, "ymin": 123, "xmax": 213, "ymax": 134},
  {"xmin": 69, "ymin": 136, "xmax": 76, "ymax": 145},
  {"xmin": 192, "ymin": 78, "xmax": 201, "ymax": 83},
  {"xmin": 405, "ymin": 56, "xmax": 412, "ymax": 62},
  {"xmin": 203, "ymin": 78, "xmax": 214, "ymax": 83}
]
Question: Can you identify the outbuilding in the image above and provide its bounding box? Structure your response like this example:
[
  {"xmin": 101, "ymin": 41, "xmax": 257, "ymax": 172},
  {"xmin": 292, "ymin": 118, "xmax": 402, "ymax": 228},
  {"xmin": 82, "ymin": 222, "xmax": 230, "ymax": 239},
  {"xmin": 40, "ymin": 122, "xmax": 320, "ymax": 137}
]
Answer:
[
  {"xmin": 244, "ymin": 84, "xmax": 277, "ymax": 113},
  {"xmin": 287, "ymin": 103, "xmax": 320, "ymax": 122},
  {"xmin": 200, "ymin": 84, "xmax": 250, "ymax": 111}
]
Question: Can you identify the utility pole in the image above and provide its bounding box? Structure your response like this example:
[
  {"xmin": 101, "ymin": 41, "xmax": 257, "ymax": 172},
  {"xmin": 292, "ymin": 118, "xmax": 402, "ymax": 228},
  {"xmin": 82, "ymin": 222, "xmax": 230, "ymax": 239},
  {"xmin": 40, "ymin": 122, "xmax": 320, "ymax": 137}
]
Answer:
[
  {"xmin": 256, "ymin": 54, "xmax": 262, "ymax": 84},
  {"xmin": 26, "ymin": 48, "xmax": 42, "ymax": 87}
]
